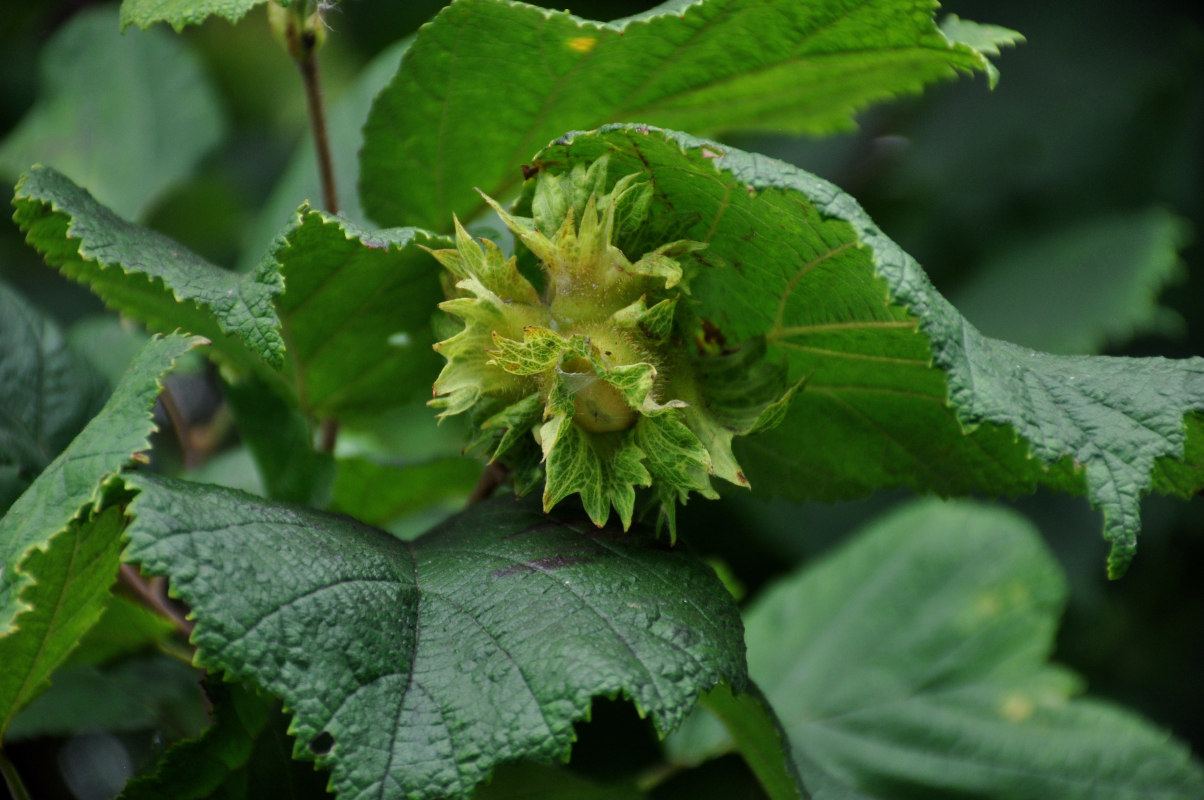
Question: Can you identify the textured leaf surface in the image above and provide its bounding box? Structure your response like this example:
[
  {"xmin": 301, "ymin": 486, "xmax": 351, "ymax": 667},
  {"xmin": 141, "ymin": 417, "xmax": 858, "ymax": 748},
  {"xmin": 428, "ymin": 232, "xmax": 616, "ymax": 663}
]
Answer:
[
  {"xmin": 0, "ymin": 333, "xmax": 202, "ymax": 634},
  {"xmin": 123, "ymin": 478, "xmax": 747, "ymax": 800},
  {"xmin": 120, "ymin": 0, "xmax": 277, "ymax": 31},
  {"xmin": 13, "ymin": 167, "xmax": 286, "ymax": 376},
  {"xmin": 269, "ymin": 208, "xmax": 450, "ymax": 418},
  {"xmin": 0, "ymin": 6, "xmax": 223, "ymax": 220},
  {"xmin": 951, "ymin": 208, "xmax": 1189, "ymax": 354},
  {"xmin": 0, "ymin": 283, "xmax": 107, "ymax": 486},
  {"xmin": 359, "ymin": 0, "xmax": 1018, "ymax": 229},
  {"xmin": 119, "ymin": 680, "xmax": 330, "ymax": 800},
  {"xmin": 670, "ymin": 500, "xmax": 1204, "ymax": 799},
  {"xmin": 0, "ymin": 508, "xmax": 123, "ymax": 736},
  {"xmin": 528, "ymin": 126, "xmax": 1204, "ymax": 575}
]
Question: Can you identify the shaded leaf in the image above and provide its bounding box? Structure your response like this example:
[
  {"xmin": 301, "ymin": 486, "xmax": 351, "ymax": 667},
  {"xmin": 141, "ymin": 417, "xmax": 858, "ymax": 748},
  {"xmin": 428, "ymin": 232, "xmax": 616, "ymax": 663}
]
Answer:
[
  {"xmin": 670, "ymin": 500, "xmax": 1204, "ymax": 799},
  {"xmin": 269, "ymin": 208, "xmax": 450, "ymax": 418},
  {"xmin": 951, "ymin": 208, "xmax": 1190, "ymax": 354},
  {"xmin": 0, "ymin": 508, "xmax": 125, "ymax": 736},
  {"xmin": 672, "ymin": 684, "xmax": 806, "ymax": 800},
  {"xmin": 527, "ymin": 125, "xmax": 1204, "ymax": 575},
  {"xmin": 360, "ymin": 0, "xmax": 1019, "ymax": 230},
  {"xmin": 328, "ymin": 455, "xmax": 480, "ymax": 528},
  {"xmin": 12, "ymin": 168, "xmax": 285, "ymax": 377},
  {"xmin": 473, "ymin": 763, "xmax": 645, "ymax": 799},
  {"xmin": 0, "ymin": 6, "xmax": 224, "ymax": 220},
  {"xmin": 119, "ymin": 679, "xmax": 331, "ymax": 800},
  {"xmin": 221, "ymin": 374, "xmax": 333, "ymax": 506},
  {"xmin": 0, "ymin": 332, "xmax": 203, "ymax": 634},
  {"xmin": 0, "ymin": 282, "xmax": 108, "ymax": 483},
  {"xmin": 62, "ymin": 596, "xmax": 176, "ymax": 669},
  {"xmin": 6, "ymin": 654, "xmax": 207, "ymax": 742},
  {"xmin": 123, "ymin": 479, "xmax": 747, "ymax": 800}
]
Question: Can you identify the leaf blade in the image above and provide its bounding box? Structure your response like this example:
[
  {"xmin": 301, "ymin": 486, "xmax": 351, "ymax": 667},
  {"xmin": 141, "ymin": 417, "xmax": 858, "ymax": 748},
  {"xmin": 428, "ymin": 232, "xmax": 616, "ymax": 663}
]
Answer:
[
  {"xmin": 527, "ymin": 125, "xmax": 1204, "ymax": 575},
  {"xmin": 122, "ymin": 478, "xmax": 747, "ymax": 800},
  {"xmin": 359, "ymin": 0, "xmax": 1018, "ymax": 230}
]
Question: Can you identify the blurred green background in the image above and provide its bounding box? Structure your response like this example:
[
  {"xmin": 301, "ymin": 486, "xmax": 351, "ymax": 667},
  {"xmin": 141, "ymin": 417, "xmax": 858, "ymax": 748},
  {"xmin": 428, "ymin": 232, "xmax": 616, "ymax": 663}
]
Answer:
[{"xmin": 2, "ymin": 0, "xmax": 1202, "ymax": 797}]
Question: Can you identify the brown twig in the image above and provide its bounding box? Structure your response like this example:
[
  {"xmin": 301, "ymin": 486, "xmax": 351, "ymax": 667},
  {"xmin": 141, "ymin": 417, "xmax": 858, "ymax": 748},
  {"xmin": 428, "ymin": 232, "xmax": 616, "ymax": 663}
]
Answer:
[
  {"xmin": 120, "ymin": 563, "xmax": 194, "ymax": 636},
  {"xmin": 288, "ymin": 5, "xmax": 342, "ymax": 452},
  {"xmin": 158, "ymin": 382, "xmax": 199, "ymax": 469},
  {"xmin": 467, "ymin": 463, "xmax": 510, "ymax": 506}
]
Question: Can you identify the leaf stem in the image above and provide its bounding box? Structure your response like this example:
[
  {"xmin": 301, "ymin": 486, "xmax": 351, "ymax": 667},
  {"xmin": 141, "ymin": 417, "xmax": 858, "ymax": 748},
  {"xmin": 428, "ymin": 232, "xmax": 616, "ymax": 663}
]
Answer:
[
  {"xmin": 298, "ymin": 45, "xmax": 339, "ymax": 216},
  {"xmin": 467, "ymin": 462, "xmax": 509, "ymax": 506},
  {"xmin": 279, "ymin": 1, "xmax": 341, "ymax": 451},
  {"xmin": 120, "ymin": 563, "xmax": 195, "ymax": 637},
  {"xmin": 0, "ymin": 746, "xmax": 32, "ymax": 800}
]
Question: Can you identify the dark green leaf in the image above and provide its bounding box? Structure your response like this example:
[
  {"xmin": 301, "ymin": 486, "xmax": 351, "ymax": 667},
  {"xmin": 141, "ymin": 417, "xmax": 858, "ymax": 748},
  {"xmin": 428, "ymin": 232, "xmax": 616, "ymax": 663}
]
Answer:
[
  {"xmin": 0, "ymin": 332, "xmax": 203, "ymax": 633},
  {"xmin": 527, "ymin": 125, "xmax": 1204, "ymax": 575},
  {"xmin": 670, "ymin": 500, "xmax": 1204, "ymax": 799},
  {"xmin": 120, "ymin": 0, "xmax": 280, "ymax": 32},
  {"xmin": 0, "ymin": 508, "xmax": 125, "ymax": 736},
  {"xmin": 329, "ymin": 455, "xmax": 481, "ymax": 528},
  {"xmin": 119, "ymin": 679, "xmax": 331, "ymax": 800},
  {"xmin": 0, "ymin": 6, "xmax": 224, "ymax": 220},
  {"xmin": 269, "ymin": 208, "xmax": 449, "ymax": 418},
  {"xmin": 0, "ymin": 282, "xmax": 107, "ymax": 481},
  {"xmin": 951, "ymin": 208, "xmax": 1189, "ymax": 354},
  {"xmin": 360, "ymin": 0, "xmax": 1018, "ymax": 229},
  {"xmin": 123, "ymin": 478, "xmax": 747, "ymax": 799},
  {"xmin": 6, "ymin": 654, "xmax": 207, "ymax": 742},
  {"xmin": 221, "ymin": 374, "xmax": 333, "ymax": 506},
  {"xmin": 13, "ymin": 167, "xmax": 287, "ymax": 377}
]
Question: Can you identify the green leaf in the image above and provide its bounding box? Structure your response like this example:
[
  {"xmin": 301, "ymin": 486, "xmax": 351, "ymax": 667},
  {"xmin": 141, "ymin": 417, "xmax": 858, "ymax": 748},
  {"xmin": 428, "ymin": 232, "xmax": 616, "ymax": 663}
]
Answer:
[
  {"xmin": 119, "ymin": 679, "xmax": 331, "ymax": 800},
  {"xmin": 120, "ymin": 0, "xmax": 278, "ymax": 32},
  {"xmin": 0, "ymin": 282, "xmax": 108, "ymax": 484},
  {"xmin": 6, "ymin": 654, "xmax": 207, "ymax": 742},
  {"xmin": 951, "ymin": 208, "xmax": 1190, "ymax": 354},
  {"xmin": 62, "ymin": 596, "xmax": 176, "ymax": 669},
  {"xmin": 221, "ymin": 374, "xmax": 333, "ymax": 506},
  {"xmin": 123, "ymin": 478, "xmax": 747, "ymax": 800},
  {"xmin": 329, "ymin": 455, "xmax": 481, "ymax": 528},
  {"xmin": 13, "ymin": 167, "xmax": 287, "ymax": 377},
  {"xmin": 360, "ymin": 0, "xmax": 1018, "ymax": 229},
  {"xmin": 269, "ymin": 207, "xmax": 450, "ymax": 418},
  {"xmin": 0, "ymin": 6, "xmax": 224, "ymax": 220},
  {"xmin": 0, "ymin": 507, "xmax": 125, "ymax": 737},
  {"xmin": 685, "ymin": 684, "xmax": 807, "ymax": 800},
  {"xmin": 669, "ymin": 500, "xmax": 1204, "ymax": 799},
  {"xmin": 0, "ymin": 332, "xmax": 203, "ymax": 634},
  {"xmin": 527, "ymin": 126, "xmax": 1204, "ymax": 576}
]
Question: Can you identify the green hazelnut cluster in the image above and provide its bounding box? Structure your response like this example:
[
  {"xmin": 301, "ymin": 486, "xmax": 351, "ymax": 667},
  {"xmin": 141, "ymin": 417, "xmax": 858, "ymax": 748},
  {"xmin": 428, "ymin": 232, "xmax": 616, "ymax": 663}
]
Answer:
[{"xmin": 426, "ymin": 157, "xmax": 793, "ymax": 534}]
